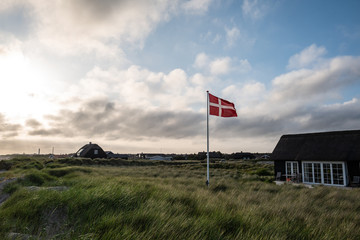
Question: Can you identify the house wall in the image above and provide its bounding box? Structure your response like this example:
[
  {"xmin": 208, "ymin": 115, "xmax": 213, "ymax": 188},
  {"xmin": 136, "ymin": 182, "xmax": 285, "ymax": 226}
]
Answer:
[
  {"xmin": 82, "ymin": 147, "xmax": 107, "ymax": 159},
  {"xmin": 274, "ymin": 160, "xmax": 302, "ymax": 181},
  {"xmin": 274, "ymin": 160, "xmax": 286, "ymax": 181},
  {"xmin": 347, "ymin": 161, "xmax": 360, "ymax": 182}
]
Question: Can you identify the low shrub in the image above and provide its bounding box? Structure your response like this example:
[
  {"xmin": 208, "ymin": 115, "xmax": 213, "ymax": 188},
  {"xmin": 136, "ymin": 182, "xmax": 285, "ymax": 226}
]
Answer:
[
  {"xmin": 0, "ymin": 160, "xmax": 12, "ymax": 170},
  {"xmin": 46, "ymin": 167, "xmax": 92, "ymax": 177},
  {"xmin": 20, "ymin": 161, "xmax": 44, "ymax": 170},
  {"xmin": 252, "ymin": 167, "xmax": 273, "ymax": 176},
  {"xmin": 21, "ymin": 171, "xmax": 56, "ymax": 186},
  {"xmin": 2, "ymin": 182, "xmax": 21, "ymax": 194}
]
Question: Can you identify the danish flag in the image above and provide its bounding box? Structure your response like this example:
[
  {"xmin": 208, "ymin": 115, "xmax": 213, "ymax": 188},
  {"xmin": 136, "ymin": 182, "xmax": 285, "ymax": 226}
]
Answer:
[{"xmin": 208, "ymin": 92, "xmax": 237, "ymax": 117}]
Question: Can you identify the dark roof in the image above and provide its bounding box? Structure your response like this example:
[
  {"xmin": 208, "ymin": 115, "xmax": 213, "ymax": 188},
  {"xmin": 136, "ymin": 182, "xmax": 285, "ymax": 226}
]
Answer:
[
  {"xmin": 75, "ymin": 142, "xmax": 107, "ymax": 159},
  {"xmin": 271, "ymin": 130, "xmax": 360, "ymax": 161}
]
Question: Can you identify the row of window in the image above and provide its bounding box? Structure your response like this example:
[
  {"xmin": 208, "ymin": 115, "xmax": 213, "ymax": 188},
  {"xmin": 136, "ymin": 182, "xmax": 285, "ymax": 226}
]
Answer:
[{"xmin": 286, "ymin": 161, "xmax": 346, "ymax": 186}]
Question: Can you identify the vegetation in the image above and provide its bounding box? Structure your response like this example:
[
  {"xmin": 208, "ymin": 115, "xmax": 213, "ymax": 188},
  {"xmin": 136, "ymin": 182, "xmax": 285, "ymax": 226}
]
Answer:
[{"xmin": 0, "ymin": 157, "xmax": 360, "ymax": 239}]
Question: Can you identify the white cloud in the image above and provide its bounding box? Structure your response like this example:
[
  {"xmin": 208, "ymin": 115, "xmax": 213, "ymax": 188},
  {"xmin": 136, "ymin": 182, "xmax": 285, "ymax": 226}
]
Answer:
[
  {"xmin": 225, "ymin": 26, "xmax": 240, "ymax": 47},
  {"xmin": 163, "ymin": 68, "xmax": 188, "ymax": 94},
  {"xmin": 2, "ymin": 0, "xmax": 215, "ymax": 57},
  {"xmin": 212, "ymin": 34, "xmax": 222, "ymax": 44},
  {"xmin": 287, "ymin": 44, "xmax": 327, "ymax": 69},
  {"xmin": 194, "ymin": 52, "xmax": 251, "ymax": 76},
  {"xmin": 238, "ymin": 59, "xmax": 252, "ymax": 72},
  {"xmin": 272, "ymin": 56, "xmax": 360, "ymax": 103},
  {"xmin": 190, "ymin": 73, "xmax": 212, "ymax": 87},
  {"xmin": 59, "ymin": 64, "xmax": 208, "ymax": 114},
  {"xmin": 242, "ymin": 0, "xmax": 269, "ymax": 20},
  {"xmin": 241, "ymin": 82, "xmax": 266, "ymax": 96},
  {"xmin": 2, "ymin": 51, "xmax": 360, "ymax": 153},
  {"xmin": 0, "ymin": 0, "xmax": 25, "ymax": 12},
  {"xmin": 221, "ymin": 82, "xmax": 266, "ymax": 109},
  {"xmin": 182, "ymin": 0, "xmax": 212, "ymax": 14},
  {"xmin": 194, "ymin": 52, "xmax": 210, "ymax": 69},
  {"xmin": 1, "ymin": 0, "xmax": 179, "ymax": 56},
  {"xmin": 210, "ymin": 57, "xmax": 231, "ymax": 75}
]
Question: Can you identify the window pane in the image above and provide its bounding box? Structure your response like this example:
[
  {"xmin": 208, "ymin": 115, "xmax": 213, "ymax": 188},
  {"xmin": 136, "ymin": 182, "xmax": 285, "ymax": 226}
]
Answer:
[
  {"xmin": 303, "ymin": 163, "xmax": 313, "ymax": 183},
  {"xmin": 293, "ymin": 163, "xmax": 298, "ymax": 174},
  {"xmin": 314, "ymin": 163, "xmax": 322, "ymax": 183},
  {"xmin": 286, "ymin": 162, "xmax": 292, "ymax": 176},
  {"xmin": 323, "ymin": 163, "xmax": 331, "ymax": 184},
  {"xmin": 332, "ymin": 163, "xmax": 344, "ymax": 185}
]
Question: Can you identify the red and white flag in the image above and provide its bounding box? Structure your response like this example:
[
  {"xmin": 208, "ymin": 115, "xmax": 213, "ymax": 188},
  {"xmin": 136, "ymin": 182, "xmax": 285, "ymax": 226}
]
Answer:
[{"xmin": 208, "ymin": 92, "xmax": 237, "ymax": 117}]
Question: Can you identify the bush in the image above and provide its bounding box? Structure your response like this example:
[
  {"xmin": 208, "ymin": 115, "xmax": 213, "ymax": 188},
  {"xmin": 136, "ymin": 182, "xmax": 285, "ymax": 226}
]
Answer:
[
  {"xmin": 20, "ymin": 161, "xmax": 44, "ymax": 170},
  {"xmin": 0, "ymin": 160, "xmax": 12, "ymax": 170},
  {"xmin": 46, "ymin": 167, "xmax": 92, "ymax": 177},
  {"xmin": 252, "ymin": 168, "xmax": 273, "ymax": 176},
  {"xmin": 2, "ymin": 182, "xmax": 21, "ymax": 194},
  {"xmin": 22, "ymin": 171, "xmax": 56, "ymax": 186}
]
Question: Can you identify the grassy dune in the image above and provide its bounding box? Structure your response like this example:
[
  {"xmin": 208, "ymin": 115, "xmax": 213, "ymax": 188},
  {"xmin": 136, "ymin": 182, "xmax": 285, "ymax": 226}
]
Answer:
[{"xmin": 0, "ymin": 157, "xmax": 360, "ymax": 239}]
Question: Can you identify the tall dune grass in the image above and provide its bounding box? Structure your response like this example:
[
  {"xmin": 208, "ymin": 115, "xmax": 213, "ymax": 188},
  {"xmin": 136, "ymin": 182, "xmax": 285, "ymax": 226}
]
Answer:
[{"xmin": 0, "ymin": 158, "xmax": 360, "ymax": 239}]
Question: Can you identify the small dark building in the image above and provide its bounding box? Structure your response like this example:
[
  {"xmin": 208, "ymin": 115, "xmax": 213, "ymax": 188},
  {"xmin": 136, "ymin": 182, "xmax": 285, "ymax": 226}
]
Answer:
[
  {"xmin": 74, "ymin": 142, "xmax": 107, "ymax": 159},
  {"xmin": 232, "ymin": 152, "xmax": 255, "ymax": 160},
  {"xmin": 272, "ymin": 130, "xmax": 360, "ymax": 187},
  {"xmin": 105, "ymin": 151, "xmax": 128, "ymax": 159}
]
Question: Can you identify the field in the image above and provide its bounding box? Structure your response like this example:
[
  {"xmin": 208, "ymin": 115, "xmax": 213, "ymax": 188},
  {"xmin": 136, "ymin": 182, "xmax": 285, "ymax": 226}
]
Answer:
[{"xmin": 1, "ymin": 157, "xmax": 360, "ymax": 239}]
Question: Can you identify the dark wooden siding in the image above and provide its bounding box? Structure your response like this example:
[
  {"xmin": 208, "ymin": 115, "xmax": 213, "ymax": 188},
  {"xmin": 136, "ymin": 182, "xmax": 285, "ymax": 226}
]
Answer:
[
  {"xmin": 274, "ymin": 160, "xmax": 286, "ymax": 181},
  {"xmin": 274, "ymin": 160, "xmax": 302, "ymax": 181},
  {"xmin": 347, "ymin": 161, "xmax": 360, "ymax": 182}
]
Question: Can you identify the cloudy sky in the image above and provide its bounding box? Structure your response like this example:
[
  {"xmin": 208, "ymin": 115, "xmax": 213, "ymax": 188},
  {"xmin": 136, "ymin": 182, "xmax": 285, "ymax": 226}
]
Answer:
[{"xmin": 1, "ymin": 0, "xmax": 360, "ymax": 154}]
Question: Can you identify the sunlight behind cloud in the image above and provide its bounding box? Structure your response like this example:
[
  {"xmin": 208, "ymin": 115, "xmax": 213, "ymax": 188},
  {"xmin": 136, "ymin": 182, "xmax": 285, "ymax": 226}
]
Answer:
[
  {"xmin": 0, "ymin": 44, "xmax": 57, "ymax": 122},
  {"xmin": 1, "ymin": 0, "xmax": 360, "ymax": 154}
]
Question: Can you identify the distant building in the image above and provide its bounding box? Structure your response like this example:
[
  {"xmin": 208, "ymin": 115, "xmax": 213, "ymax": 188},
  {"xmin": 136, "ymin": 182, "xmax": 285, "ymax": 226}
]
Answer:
[
  {"xmin": 197, "ymin": 151, "xmax": 223, "ymax": 159},
  {"xmin": 260, "ymin": 154, "xmax": 270, "ymax": 159},
  {"xmin": 146, "ymin": 155, "xmax": 172, "ymax": 161},
  {"xmin": 74, "ymin": 142, "xmax": 107, "ymax": 159},
  {"xmin": 105, "ymin": 151, "xmax": 128, "ymax": 159},
  {"xmin": 232, "ymin": 152, "xmax": 255, "ymax": 160},
  {"xmin": 272, "ymin": 130, "xmax": 360, "ymax": 187},
  {"xmin": 138, "ymin": 153, "xmax": 162, "ymax": 159},
  {"xmin": 137, "ymin": 153, "xmax": 172, "ymax": 161}
]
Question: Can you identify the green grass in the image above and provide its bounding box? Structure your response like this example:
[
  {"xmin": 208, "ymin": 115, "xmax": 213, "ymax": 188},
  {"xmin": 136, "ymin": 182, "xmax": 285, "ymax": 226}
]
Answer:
[{"xmin": 0, "ymin": 158, "xmax": 360, "ymax": 239}]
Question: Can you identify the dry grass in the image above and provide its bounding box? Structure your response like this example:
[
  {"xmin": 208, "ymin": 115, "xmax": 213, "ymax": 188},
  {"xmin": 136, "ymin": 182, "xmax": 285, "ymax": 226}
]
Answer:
[{"xmin": 0, "ymin": 157, "xmax": 360, "ymax": 239}]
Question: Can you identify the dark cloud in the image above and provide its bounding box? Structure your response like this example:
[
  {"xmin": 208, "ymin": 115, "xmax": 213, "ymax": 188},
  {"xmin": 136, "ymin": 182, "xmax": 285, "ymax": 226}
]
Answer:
[
  {"xmin": 28, "ymin": 129, "xmax": 63, "ymax": 136},
  {"xmin": 25, "ymin": 119, "xmax": 42, "ymax": 128},
  {"xmin": 0, "ymin": 113, "xmax": 21, "ymax": 138},
  {"xmin": 24, "ymin": 95, "xmax": 360, "ymax": 145},
  {"xmin": 212, "ymin": 116, "xmax": 286, "ymax": 139},
  {"xmin": 211, "ymin": 97, "xmax": 360, "ymax": 141},
  {"xmin": 28, "ymin": 99, "xmax": 205, "ymax": 140},
  {"xmin": 298, "ymin": 100, "xmax": 360, "ymax": 132},
  {"xmin": 69, "ymin": 0, "xmax": 126, "ymax": 22}
]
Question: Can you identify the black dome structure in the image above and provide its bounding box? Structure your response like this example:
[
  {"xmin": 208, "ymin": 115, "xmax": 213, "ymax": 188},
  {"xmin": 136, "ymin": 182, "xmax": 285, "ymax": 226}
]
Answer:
[{"xmin": 74, "ymin": 142, "xmax": 107, "ymax": 159}]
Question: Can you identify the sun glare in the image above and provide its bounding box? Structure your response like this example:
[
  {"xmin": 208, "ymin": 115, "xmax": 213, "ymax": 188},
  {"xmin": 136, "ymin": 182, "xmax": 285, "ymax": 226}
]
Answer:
[{"xmin": 0, "ymin": 49, "xmax": 56, "ymax": 123}]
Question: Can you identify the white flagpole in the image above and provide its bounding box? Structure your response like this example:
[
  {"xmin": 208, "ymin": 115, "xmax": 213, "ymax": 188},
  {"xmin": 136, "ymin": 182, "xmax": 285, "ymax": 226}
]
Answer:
[{"xmin": 206, "ymin": 91, "xmax": 210, "ymax": 187}]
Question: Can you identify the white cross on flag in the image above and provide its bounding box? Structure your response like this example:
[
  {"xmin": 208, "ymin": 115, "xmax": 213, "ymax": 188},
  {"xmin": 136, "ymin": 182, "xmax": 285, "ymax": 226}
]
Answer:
[{"xmin": 208, "ymin": 92, "xmax": 237, "ymax": 117}]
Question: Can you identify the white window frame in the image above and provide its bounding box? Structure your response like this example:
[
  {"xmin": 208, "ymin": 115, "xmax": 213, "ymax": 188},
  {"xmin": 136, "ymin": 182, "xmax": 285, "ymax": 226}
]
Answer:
[
  {"xmin": 285, "ymin": 161, "xmax": 299, "ymax": 179},
  {"xmin": 301, "ymin": 161, "xmax": 347, "ymax": 186}
]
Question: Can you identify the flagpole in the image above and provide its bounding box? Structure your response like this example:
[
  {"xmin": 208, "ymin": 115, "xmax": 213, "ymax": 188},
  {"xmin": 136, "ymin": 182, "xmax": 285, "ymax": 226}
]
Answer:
[{"xmin": 206, "ymin": 91, "xmax": 210, "ymax": 187}]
